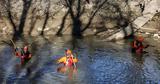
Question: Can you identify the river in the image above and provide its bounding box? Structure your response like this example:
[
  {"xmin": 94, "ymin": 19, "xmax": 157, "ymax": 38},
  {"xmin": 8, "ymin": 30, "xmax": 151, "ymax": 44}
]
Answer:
[{"xmin": 0, "ymin": 36, "xmax": 160, "ymax": 84}]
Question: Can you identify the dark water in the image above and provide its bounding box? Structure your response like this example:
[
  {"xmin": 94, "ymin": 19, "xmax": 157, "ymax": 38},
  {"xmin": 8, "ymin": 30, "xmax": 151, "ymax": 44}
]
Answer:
[{"xmin": 0, "ymin": 36, "xmax": 160, "ymax": 84}]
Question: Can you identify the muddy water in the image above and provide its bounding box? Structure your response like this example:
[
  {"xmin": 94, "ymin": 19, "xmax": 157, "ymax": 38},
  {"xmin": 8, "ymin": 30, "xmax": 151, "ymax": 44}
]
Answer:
[{"xmin": 0, "ymin": 36, "xmax": 160, "ymax": 84}]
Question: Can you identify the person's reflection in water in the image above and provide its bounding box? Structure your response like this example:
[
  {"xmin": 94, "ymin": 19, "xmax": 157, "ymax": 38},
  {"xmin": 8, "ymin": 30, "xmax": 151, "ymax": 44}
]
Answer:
[
  {"xmin": 57, "ymin": 62, "xmax": 78, "ymax": 80},
  {"xmin": 132, "ymin": 52, "xmax": 144, "ymax": 64},
  {"xmin": 14, "ymin": 60, "xmax": 31, "ymax": 77}
]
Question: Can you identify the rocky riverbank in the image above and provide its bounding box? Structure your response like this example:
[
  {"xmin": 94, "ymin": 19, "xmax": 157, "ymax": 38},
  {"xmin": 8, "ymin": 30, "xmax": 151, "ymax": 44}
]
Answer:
[{"xmin": 0, "ymin": 0, "xmax": 160, "ymax": 40}]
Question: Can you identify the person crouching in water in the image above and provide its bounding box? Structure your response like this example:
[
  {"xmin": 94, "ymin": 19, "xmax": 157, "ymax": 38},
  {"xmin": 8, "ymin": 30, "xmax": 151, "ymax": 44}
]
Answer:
[
  {"xmin": 15, "ymin": 46, "xmax": 32, "ymax": 65},
  {"xmin": 131, "ymin": 35, "xmax": 149, "ymax": 55},
  {"xmin": 65, "ymin": 49, "xmax": 77, "ymax": 79}
]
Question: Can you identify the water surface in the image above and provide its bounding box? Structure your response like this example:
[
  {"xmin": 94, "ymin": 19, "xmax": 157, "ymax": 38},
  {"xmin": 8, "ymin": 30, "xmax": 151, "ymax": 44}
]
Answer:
[{"xmin": 0, "ymin": 36, "xmax": 160, "ymax": 84}]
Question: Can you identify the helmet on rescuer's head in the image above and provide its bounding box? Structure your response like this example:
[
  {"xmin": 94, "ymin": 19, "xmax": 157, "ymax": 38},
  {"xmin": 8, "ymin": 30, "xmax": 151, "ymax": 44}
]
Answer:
[{"xmin": 66, "ymin": 49, "xmax": 72, "ymax": 54}]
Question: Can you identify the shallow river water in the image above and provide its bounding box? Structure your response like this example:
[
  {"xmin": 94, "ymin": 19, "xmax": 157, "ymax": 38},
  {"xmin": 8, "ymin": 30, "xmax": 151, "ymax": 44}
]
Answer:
[{"xmin": 0, "ymin": 36, "xmax": 160, "ymax": 84}]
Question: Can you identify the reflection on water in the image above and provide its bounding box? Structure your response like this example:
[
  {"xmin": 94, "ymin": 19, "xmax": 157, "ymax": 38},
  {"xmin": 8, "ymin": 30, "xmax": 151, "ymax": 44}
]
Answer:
[{"xmin": 0, "ymin": 36, "xmax": 160, "ymax": 84}]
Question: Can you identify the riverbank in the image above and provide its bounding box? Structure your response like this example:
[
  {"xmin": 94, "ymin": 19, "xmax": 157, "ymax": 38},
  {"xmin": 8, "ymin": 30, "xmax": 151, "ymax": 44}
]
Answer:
[{"xmin": 0, "ymin": 0, "xmax": 159, "ymax": 40}]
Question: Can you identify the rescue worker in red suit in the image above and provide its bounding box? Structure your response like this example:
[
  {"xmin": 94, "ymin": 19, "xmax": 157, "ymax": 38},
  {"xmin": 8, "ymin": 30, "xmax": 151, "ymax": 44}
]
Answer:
[
  {"xmin": 131, "ymin": 35, "xmax": 148, "ymax": 54},
  {"xmin": 15, "ymin": 46, "xmax": 32, "ymax": 65}
]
